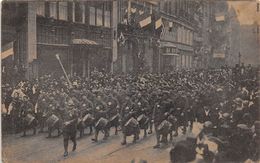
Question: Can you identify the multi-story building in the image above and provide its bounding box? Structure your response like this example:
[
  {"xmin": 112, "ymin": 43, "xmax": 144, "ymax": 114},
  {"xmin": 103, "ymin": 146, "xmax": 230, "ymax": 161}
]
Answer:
[
  {"xmin": 116, "ymin": 0, "xmax": 204, "ymax": 73},
  {"xmin": 2, "ymin": 1, "xmax": 117, "ymax": 80},
  {"xmin": 208, "ymin": 0, "xmax": 229, "ymax": 68},
  {"xmin": 159, "ymin": 0, "xmax": 196, "ymax": 72},
  {"xmin": 2, "ymin": 0, "xmax": 208, "ymax": 79},
  {"xmin": 116, "ymin": 0, "xmax": 159, "ymax": 74}
]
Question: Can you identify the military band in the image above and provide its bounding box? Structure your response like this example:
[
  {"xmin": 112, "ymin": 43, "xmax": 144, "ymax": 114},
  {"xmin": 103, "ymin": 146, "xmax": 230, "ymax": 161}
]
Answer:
[{"xmin": 2, "ymin": 65, "xmax": 260, "ymax": 162}]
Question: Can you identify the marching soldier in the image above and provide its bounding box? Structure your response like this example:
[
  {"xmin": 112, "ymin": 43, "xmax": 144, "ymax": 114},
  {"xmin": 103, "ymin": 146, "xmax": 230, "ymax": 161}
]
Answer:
[
  {"xmin": 91, "ymin": 95, "xmax": 109, "ymax": 142},
  {"xmin": 20, "ymin": 96, "xmax": 36, "ymax": 137},
  {"xmin": 36, "ymin": 93, "xmax": 48, "ymax": 133},
  {"xmin": 62, "ymin": 101, "xmax": 79, "ymax": 157},
  {"xmin": 152, "ymin": 98, "xmax": 167, "ymax": 148}
]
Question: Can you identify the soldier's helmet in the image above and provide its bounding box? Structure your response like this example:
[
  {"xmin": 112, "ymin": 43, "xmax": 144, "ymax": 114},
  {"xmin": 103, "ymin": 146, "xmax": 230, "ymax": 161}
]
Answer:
[
  {"xmin": 177, "ymin": 107, "xmax": 182, "ymax": 111},
  {"xmin": 204, "ymin": 121, "xmax": 213, "ymax": 128},
  {"xmin": 222, "ymin": 113, "xmax": 230, "ymax": 119},
  {"xmin": 236, "ymin": 124, "xmax": 250, "ymax": 131},
  {"xmin": 125, "ymin": 106, "xmax": 130, "ymax": 112},
  {"xmin": 108, "ymin": 101, "xmax": 112, "ymax": 106},
  {"xmin": 23, "ymin": 96, "xmax": 29, "ymax": 101},
  {"xmin": 67, "ymin": 99, "xmax": 74, "ymax": 106}
]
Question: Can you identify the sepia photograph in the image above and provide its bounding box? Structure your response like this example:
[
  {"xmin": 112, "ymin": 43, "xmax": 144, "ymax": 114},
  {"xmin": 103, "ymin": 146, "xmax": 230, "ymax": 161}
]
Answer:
[{"xmin": 1, "ymin": 0, "xmax": 260, "ymax": 162}]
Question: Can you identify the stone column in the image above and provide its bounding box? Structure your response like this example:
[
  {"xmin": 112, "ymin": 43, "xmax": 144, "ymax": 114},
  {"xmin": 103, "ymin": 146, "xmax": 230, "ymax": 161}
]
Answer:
[
  {"xmin": 26, "ymin": 2, "xmax": 37, "ymax": 79},
  {"xmin": 111, "ymin": 0, "xmax": 118, "ymax": 74}
]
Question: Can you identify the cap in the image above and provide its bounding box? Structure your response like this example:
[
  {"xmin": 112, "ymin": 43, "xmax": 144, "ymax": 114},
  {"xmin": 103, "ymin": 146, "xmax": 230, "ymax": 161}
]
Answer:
[{"xmin": 204, "ymin": 121, "xmax": 213, "ymax": 128}]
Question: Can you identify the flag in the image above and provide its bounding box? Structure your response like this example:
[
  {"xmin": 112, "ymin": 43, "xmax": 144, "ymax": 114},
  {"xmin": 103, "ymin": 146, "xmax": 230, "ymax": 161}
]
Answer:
[
  {"xmin": 213, "ymin": 53, "xmax": 225, "ymax": 58},
  {"xmin": 155, "ymin": 18, "xmax": 162, "ymax": 29},
  {"xmin": 139, "ymin": 16, "xmax": 152, "ymax": 28},
  {"xmin": 1, "ymin": 41, "xmax": 14, "ymax": 60}
]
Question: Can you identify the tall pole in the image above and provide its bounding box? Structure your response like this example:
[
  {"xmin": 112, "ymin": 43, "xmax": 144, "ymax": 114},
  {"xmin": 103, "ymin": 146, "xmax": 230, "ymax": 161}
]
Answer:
[{"xmin": 55, "ymin": 54, "xmax": 72, "ymax": 88}]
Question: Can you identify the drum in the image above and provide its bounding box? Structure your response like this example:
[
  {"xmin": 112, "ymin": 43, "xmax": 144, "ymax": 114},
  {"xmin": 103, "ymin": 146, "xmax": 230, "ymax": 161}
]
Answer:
[
  {"xmin": 157, "ymin": 120, "xmax": 172, "ymax": 134},
  {"xmin": 24, "ymin": 113, "xmax": 35, "ymax": 126},
  {"xmin": 109, "ymin": 114, "xmax": 120, "ymax": 124},
  {"xmin": 138, "ymin": 114, "xmax": 149, "ymax": 123},
  {"xmin": 46, "ymin": 114, "xmax": 59, "ymax": 127},
  {"xmin": 83, "ymin": 114, "xmax": 95, "ymax": 124},
  {"xmin": 124, "ymin": 117, "xmax": 140, "ymax": 136},
  {"xmin": 63, "ymin": 119, "xmax": 77, "ymax": 131},
  {"xmin": 95, "ymin": 117, "xmax": 108, "ymax": 129},
  {"xmin": 124, "ymin": 117, "xmax": 139, "ymax": 128}
]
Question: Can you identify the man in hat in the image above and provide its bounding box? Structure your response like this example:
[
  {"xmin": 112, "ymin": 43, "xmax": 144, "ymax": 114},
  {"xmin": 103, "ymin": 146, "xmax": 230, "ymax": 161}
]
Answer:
[
  {"xmin": 228, "ymin": 124, "xmax": 254, "ymax": 161},
  {"xmin": 62, "ymin": 101, "xmax": 78, "ymax": 157},
  {"xmin": 152, "ymin": 98, "xmax": 169, "ymax": 148},
  {"xmin": 37, "ymin": 96, "xmax": 48, "ymax": 133}
]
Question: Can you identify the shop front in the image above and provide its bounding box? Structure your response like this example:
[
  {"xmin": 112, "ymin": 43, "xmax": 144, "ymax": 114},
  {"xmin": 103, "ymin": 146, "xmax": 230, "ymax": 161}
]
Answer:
[
  {"xmin": 70, "ymin": 39, "xmax": 112, "ymax": 77},
  {"xmin": 159, "ymin": 41, "xmax": 180, "ymax": 72}
]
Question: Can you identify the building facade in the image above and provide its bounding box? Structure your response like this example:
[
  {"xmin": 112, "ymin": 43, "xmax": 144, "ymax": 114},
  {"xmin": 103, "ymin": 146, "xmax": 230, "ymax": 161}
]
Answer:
[
  {"xmin": 2, "ymin": 1, "xmax": 116, "ymax": 80},
  {"xmin": 208, "ymin": 0, "xmax": 230, "ymax": 68},
  {"xmin": 2, "ymin": 0, "xmax": 209, "ymax": 79},
  {"xmin": 159, "ymin": 0, "xmax": 200, "ymax": 72},
  {"xmin": 116, "ymin": 0, "xmax": 159, "ymax": 74},
  {"xmin": 115, "ymin": 0, "xmax": 205, "ymax": 74}
]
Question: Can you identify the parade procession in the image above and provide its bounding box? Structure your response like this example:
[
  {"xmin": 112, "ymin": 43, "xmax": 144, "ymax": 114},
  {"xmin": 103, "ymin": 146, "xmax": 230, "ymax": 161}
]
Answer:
[{"xmin": 1, "ymin": 0, "xmax": 260, "ymax": 163}]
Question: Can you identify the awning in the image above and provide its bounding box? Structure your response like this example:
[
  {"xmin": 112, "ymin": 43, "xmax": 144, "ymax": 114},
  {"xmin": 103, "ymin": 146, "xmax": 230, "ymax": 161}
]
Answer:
[
  {"xmin": 160, "ymin": 41, "xmax": 177, "ymax": 48},
  {"xmin": 162, "ymin": 53, "xmax": 179, "ymax": 56},
  {"xmin": 72, "ymin": 39, "xmax": 100, "ymax": 46}
]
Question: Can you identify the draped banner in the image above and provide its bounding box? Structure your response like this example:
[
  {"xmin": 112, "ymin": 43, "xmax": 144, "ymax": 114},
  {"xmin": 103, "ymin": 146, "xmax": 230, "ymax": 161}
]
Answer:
[{"xmin": 1, "ymin": 42, "xmax": 14, "ymax": 60}]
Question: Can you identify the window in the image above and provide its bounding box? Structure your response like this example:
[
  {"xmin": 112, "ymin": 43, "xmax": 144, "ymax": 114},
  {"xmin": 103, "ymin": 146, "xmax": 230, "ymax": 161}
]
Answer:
[
  {"xmin": 59, "ymin": 2, "xmax": 68, "ymax": 20},
  {"xmin": 164, "ymin": 1, "xmax": 168, "ymax": 13},
  {"xmin": 50, "ymin": 2, "xmax": 57, "ymax": 19},
  {"xmin": 190, "ymin": 32, "xmax": 193, "ymax": 45},
  {"xmin": 104, "ymin": 2, "xmax": 111, "ymax": 27},
  {"xmin": 186, "ymin": 30, "xmax": 189, "ymax": 45},
  {"xmin": 168, "ymin": 1, "xmax": 172, "ymax": 14},
  {"xmin": 183, "ymin": 28, "xmax": 186, "ymax": 44},
  {"xmin": 75, "ymin": 2, "xmax": 84, "ymax": 23},
  {"xmin": 104, "ymin": 11, "xmax": 111, "ymax": 27},
  {"xmin": 177, "ymin": 27, "xmax": 181, "ymax": 43},
  {"xmin": 36, "ymin": 2, "xmax": 45, "ymax": 16},
  {"xmin": 89, "ymin": 7, "xmax": 95, "ymax": 25},
  {"xmin": 181, "ymin": 27, "xmax": 184, "ymax": 43},
  {"xmin": 188, "ymin": 30, "xmax": 191, "ymax": 45},
  {"xmin": 175, "ymin": 0, "xmax": 178, "ymax": 14},
  {"xmin": 96, "ymin": 7, "xmax": 103, "ymax": 26}
]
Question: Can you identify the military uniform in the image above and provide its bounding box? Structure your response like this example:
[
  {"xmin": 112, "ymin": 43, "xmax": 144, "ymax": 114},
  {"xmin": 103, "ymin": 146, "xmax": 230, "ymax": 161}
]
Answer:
[
  {"xmin": 152, "ymin": 101, "xmax": 167, "ymax": 148},
  {"xmin": 92, "ymin": 98, "xmax": 109, "ymax": 142},
  {"xmin": 36, "ymin": 95, "xmax": 48, "ymax": 133},
  {"xmin": 62, "ymin": 106, "xmax": 78, "ymax": 157},
  {"xmin": 20, "ymin": 97, "xmax": 36, "ymax": 136}
]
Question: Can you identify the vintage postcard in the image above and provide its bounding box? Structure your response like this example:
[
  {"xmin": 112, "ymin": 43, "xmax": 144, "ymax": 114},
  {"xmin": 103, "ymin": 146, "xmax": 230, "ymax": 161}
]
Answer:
[{"xmin": 1, "ymin": 0, "xmax": 260, "ymax": 162}]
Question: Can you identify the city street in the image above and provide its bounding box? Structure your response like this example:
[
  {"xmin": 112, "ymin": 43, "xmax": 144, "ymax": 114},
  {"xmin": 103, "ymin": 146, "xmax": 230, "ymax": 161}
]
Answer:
[
  {"xmin": 1, "ymin": 0, "xmax": 259, "ymax": 163},
  {"xmin": 3, "ymin": 123, "xmax": 203, "ymax": 163}
]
